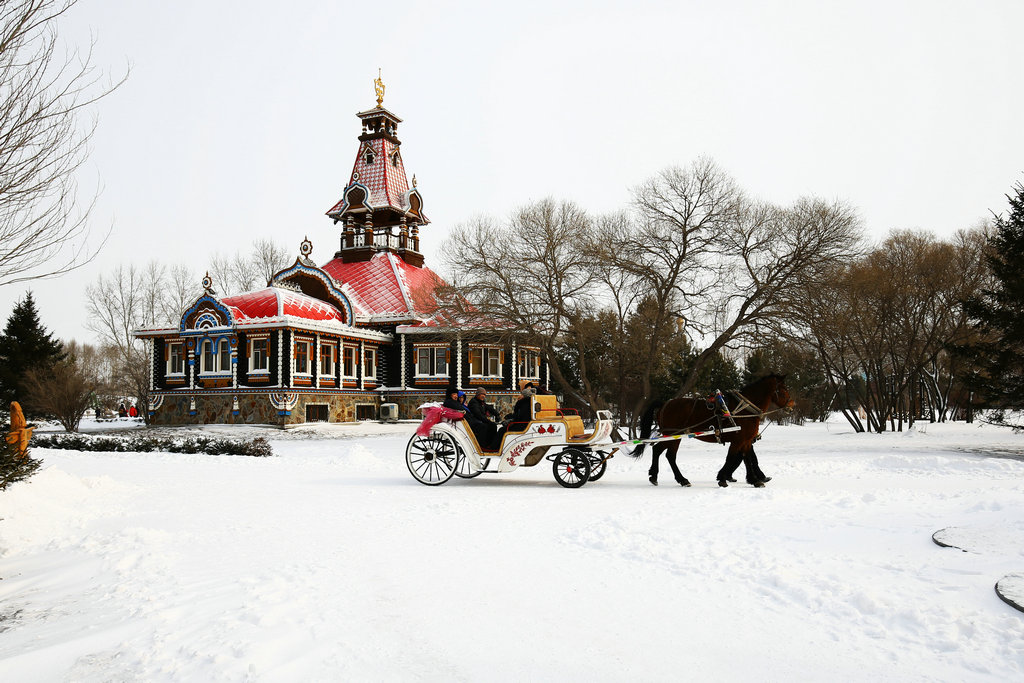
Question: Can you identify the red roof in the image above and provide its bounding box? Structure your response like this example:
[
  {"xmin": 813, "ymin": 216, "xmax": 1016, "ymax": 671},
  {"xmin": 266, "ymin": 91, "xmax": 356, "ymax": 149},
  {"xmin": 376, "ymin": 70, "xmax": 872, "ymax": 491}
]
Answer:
[
  {"xmin": 221, "ymin": 288, "xmax": 345, "ymax": 324},
  {"xmin": 327, "ymin": 138, "xmax": 412, "ymax": 216},
  {"xmin": 322, "ymin": 252, "xmax": 444, "ymax": 320}
]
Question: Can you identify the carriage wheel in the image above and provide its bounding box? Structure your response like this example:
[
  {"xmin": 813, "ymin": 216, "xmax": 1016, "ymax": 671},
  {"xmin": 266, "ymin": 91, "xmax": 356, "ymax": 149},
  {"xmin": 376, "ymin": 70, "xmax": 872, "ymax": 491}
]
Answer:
[
  {"xmin": 406, "ymin": 433, "xmax": 459, "ymax": 486},
  {"xmin": 553, "ymin": 448, "xmax": 591, "ymax": 488},
  {"xmin": 587, "ymin": 452, "xmax": 608, "ymax": 482},
  {"xmin": 454, "ymin": 452, "xmax": 487, "ymax": 478}
]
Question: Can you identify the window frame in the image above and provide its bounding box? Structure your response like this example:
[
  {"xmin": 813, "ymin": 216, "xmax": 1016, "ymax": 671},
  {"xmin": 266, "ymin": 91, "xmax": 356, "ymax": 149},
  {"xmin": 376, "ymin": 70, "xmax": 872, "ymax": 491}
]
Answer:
[
  {"xmin": 321, "ymin": 342, "xmax": 337, "ymax": 377},
  {"xmin": 167, "ymin": 341, "xmax": 185, "ymax": 376},
  {"xmin": 468, "ymin": 346, "xmax": 503, "ymax": 378},
  {"xmin": 249, "ymin": 337, "xmax": 270, "ymax": 374},
  {"xmin": 363, "ymin": 347, "xmax": 377, "ymax": 380},
  {"xmin": 518, "ymin": 347, "xmax": 541, "ymax": 380},
  {"xmin": 342, "ymin": 344, "xmax": 358, "ymax": 379},
  {"xmin": 414, "ymin": 346, "xmax": 449, "ymax": 378},
  {"xmin": 294, "ymin": 338, "xmax": 311, "ymax": 376}
]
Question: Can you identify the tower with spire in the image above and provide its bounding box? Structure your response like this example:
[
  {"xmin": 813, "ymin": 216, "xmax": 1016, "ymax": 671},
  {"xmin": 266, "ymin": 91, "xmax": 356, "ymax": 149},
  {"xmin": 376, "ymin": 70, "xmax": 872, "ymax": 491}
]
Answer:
[{"xmin": 325, "ymin": 72, "xmax": 428, "ymax": 267}]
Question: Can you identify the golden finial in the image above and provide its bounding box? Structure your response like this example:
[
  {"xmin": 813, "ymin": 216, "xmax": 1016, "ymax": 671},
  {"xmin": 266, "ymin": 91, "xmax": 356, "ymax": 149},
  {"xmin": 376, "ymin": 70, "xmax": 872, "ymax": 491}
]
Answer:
[{"xmin": 374, "ymin": 68, "xmax": 385, "ymax": 107}]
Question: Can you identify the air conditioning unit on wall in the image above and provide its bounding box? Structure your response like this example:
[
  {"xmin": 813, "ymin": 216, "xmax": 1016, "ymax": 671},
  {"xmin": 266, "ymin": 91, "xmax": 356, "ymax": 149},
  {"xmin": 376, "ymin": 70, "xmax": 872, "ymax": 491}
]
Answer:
[{"xmin": 379, "ymin": 403, "xmax": 399, "ymax": 423}]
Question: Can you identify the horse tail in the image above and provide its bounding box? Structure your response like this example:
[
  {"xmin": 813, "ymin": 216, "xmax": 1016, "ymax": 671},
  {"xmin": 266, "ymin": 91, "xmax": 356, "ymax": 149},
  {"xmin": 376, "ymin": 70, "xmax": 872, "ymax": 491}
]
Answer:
[{"xmin": 628, "ymin": 401, "xmax": 663, "ymax": 458}]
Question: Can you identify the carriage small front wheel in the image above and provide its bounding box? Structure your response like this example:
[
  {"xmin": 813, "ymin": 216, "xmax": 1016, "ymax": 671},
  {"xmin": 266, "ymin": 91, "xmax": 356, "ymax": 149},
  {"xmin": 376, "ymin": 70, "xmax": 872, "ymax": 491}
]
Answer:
[
  {"xmin": 454, "ymin": 453, "xmax": 488, "ymax": 478},
  {"xmin": 587, "ymin": 452, "xmax": 608, "ymax": 482},
  {"xmin": 406, "ymin": 433, "xmax": 459, "ymax": 486},
  {"xmin": 552, "ymin": 448, "xmax": 591, "ymax": 488}
]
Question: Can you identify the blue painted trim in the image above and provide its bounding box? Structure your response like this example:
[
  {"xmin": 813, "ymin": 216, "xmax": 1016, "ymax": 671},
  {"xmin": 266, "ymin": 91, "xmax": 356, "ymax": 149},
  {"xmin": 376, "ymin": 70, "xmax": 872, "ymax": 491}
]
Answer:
[{"xmin": 180, "ymin": 295, "xmax": 234, "ymax": 333}]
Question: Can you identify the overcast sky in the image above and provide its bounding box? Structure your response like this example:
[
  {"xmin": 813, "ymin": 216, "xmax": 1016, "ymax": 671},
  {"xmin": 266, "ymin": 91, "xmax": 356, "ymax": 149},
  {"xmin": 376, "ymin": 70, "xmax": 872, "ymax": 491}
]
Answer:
[{"xmin": 4, "ymin": 0, "xmax": 1022, "ymax": 341}]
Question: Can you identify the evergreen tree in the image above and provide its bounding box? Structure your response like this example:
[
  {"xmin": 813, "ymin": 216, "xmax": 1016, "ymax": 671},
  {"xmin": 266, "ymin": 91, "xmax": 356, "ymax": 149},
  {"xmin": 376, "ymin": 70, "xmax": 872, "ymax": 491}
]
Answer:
[
  {"xmin": 0, "ymin": 437, "xmax": 41, "ymax": 490},
  {"xmin": 958, "ymin": 182, "xmax": 1024, "ymax": 420},
  {"xmin": 0, "ymin": 292, "xmax": 65, "ymax": 408}
]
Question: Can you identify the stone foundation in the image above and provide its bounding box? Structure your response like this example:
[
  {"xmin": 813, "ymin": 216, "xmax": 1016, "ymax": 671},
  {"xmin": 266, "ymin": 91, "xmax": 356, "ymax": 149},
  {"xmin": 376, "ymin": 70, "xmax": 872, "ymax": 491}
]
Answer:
[
  {"xmin": 149, "ymin": 389, "xmax": 526, "ymax": 426},
  {"xmin": 149, "ymin": 391, "xmax": 384, "ymax": 427}
]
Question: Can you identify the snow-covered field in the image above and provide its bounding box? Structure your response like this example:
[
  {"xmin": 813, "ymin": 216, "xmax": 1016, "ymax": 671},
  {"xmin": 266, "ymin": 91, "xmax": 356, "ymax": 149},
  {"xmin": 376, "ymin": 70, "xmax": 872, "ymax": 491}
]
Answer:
[{"xmin": 1, "ymin": 418, "xmax": 1023, "ymax": 681}]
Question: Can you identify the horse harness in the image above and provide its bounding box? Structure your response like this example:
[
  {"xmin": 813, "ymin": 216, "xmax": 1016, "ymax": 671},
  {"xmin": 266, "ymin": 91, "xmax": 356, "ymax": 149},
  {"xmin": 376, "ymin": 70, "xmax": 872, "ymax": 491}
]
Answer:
[{"xmin": 670, "ymin": 389, "xmax": 786, "ymax": 443}]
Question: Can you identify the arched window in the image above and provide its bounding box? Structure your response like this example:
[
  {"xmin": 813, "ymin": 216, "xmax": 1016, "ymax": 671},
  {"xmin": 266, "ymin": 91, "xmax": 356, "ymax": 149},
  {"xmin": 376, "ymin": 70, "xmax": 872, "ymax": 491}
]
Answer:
[{"xmin": 200, "ymin": 338, "xmax": 231, "ymax": 374}]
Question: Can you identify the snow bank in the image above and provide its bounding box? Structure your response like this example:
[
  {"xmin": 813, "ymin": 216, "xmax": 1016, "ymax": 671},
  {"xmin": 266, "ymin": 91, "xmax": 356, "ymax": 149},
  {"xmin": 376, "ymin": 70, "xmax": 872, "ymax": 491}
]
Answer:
[{"xmin": 1, "ymin": 421, "xmax": 1022, "ymax": 680}]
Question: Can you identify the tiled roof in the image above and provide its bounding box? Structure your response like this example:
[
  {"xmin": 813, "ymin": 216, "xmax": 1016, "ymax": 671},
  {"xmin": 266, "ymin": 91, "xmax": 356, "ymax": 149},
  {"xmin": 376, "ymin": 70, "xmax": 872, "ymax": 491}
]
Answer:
[
  {"xmin": 221, "ymin": 288, "xmax": 345, "ymax": 323},
  {"xmin": 327, "ymin": 138, "xmax": 410, "ymax": 215},
  {"xmin": 321, "ymin": 252, "xmax": 445, "ymax": 319}
]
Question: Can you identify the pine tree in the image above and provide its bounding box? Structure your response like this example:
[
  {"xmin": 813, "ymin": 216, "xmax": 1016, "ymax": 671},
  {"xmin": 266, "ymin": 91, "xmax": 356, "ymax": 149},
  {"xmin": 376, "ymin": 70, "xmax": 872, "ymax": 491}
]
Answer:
[
  {"xmin": 0, "ymin": 437, "xmax": 41, "ymax": 491},
  {"xmin": 958, "ymin": 182, "xmax": 1024, "ymax": 419},
  {"xmin": 0, "ymin": 292, "xmax": 65, "ymax": 408}
]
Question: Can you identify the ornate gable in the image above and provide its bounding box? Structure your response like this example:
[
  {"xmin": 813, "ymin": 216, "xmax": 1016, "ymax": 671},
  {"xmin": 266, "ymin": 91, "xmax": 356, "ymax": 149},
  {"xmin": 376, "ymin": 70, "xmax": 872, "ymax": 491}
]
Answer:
[
  {"xmin": 180, "ymin": 295, "xmax": 233, "ymax": 333},
  {"xmin": 270, "ymin": 258, "xmax": 356, "ymax": 325}
]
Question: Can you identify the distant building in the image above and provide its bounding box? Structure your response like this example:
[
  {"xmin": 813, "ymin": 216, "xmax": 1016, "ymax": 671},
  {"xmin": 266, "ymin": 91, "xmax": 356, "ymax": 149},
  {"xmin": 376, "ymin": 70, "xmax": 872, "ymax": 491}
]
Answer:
[{"xmin": 135, "ymin": 83, "xmax": 548, "ymax": 425}]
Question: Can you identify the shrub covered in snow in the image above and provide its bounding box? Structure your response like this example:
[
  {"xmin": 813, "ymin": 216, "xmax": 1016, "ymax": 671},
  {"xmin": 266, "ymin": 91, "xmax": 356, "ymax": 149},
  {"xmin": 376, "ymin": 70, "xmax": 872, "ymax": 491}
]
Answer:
[{"xmin": 32, "ymin": 433, "xmax": 274, "ymax": 457}]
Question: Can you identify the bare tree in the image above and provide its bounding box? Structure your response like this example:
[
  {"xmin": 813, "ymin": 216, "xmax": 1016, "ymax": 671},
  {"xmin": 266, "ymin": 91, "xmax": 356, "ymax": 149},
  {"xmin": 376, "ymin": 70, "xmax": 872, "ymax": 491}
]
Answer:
[
  {"xmin": 800, "ymin": 229, "xmax": 988, "ymax": 432},
  {"xmin": 596, "ymin": 160, "xmax": 861, "ymax": 427},
  {"xmin": 207, "ymin": 239, "xmax": 290, "ymax": 294},
  {"xmin": 23, "ymin": 339, "xmax": 102, "ymax": 431},
  {"xmin": 439, "ymin": 161, "xmax": 860, "ymax": 427},
  {"xmin": 595, "ymin": 158, "xmax": 742, "ymax": 423},
  {"xmin": 207, "ymin": 253, "xmax": 232, "ymax": 294},
  {"xmin": 252, "ymin": 238, "xmax": 290, "ymax": 285},
  {"xmin": 0, "ymin": 0, "xmax": 125, "ymax": 285},
  {"xmin": 162, "ymin": 263, "xmax": 198, "ymax": 324},
  {"xmin": 85, "ymin": 263, "xmax": 167, "ymax": 424},
  {"xmin": 441, "ymin": 199, "xmax": 604, "ymax": 408}
]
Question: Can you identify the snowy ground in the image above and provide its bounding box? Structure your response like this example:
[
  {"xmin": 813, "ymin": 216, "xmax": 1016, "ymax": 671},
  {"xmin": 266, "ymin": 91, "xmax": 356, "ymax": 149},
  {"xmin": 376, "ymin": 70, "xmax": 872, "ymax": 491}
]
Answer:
[{"xmin": 1, "ymin": 417, "xmax": 1023, "ymax": 681}]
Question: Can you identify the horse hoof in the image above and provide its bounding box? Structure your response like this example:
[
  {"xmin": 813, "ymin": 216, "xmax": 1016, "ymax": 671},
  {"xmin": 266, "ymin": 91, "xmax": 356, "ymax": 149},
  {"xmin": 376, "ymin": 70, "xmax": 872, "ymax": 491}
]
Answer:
[
  {"xmin": 718, "ymin": 479, "xmax": 729, "ymax": 488},
  {"xmin": 649, "ymin": 476, "xmax": 658, "ymax": 486},
  {"xmin": 677, "ymin": 478, "xmax": 691, "ymax": 487}
]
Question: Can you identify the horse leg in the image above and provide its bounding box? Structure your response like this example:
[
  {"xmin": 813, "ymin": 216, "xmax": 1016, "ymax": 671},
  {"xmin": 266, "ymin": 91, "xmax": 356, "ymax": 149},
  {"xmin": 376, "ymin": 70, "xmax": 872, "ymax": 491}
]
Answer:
[
  {"xmin": 716, "ymin": 442, "xmax": 745, "ymax": 487},
  {"xmin": 648, "ymin": 442, "xmax": 662, "ymax": 486},
  {"xmin": 661, "ymin": 441, "xmax": 691, "ymax": 487},
  {"xmin": 743, "ymin": 446, "xmax": 771, "ymax": 485}
]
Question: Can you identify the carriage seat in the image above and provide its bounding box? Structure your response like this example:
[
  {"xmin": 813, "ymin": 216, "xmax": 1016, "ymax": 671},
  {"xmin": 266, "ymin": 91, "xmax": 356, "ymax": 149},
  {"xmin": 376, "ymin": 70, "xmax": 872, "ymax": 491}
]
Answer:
[{"xmin": 533, "ymin": 394, "xmax": 586, "ymax": 439}]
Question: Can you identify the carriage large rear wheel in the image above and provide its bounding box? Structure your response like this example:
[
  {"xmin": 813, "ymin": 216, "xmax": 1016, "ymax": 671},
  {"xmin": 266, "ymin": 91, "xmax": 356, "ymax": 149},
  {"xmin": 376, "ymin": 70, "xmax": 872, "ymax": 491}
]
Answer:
[
  {"xmin": 553, "ymin": 448, "xmax": 591, "ymax": 488},
  {"xmin": 406, "ymin": 433, "xmax": 459, "ymax": 486}
]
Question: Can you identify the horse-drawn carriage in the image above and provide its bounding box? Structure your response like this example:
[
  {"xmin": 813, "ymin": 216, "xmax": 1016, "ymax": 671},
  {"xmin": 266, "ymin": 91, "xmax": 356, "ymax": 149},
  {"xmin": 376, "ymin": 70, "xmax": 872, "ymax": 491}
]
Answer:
[
  {"xmin": 405, "ymin": 374, "xmax": 795, "ymax": 489},
  {"xmin": 405, "ymin": 394, "xmax": 619, "ymax": 488}
]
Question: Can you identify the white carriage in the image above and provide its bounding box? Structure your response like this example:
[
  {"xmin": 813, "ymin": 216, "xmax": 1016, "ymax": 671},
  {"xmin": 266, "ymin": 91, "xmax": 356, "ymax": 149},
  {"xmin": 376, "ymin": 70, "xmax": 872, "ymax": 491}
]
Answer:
[{"xmin": 405, "ymin": 394, "xmax": 618, "ymax": 488}]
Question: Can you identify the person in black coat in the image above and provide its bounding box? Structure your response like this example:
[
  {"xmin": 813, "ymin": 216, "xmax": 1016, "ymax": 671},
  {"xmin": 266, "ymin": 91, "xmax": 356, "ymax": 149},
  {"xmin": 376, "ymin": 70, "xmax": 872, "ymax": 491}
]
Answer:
[
  {"xmin": 467, "ymin": 387, "xmax": 499, "ymax": 448},
  {"xmin": 442, "ymin": 389, "xmax": 467, "ymax": 413},
  {"xmin": 508, "ymin": 382, "xmax": 536, "ymax": 423},
  {"xmin": 445, "ymin": 389, "xmax": 494, "ymax": 450},
  {"xmin": 494, "ymin": 382, "xmax": 537, "ymax": 447}
]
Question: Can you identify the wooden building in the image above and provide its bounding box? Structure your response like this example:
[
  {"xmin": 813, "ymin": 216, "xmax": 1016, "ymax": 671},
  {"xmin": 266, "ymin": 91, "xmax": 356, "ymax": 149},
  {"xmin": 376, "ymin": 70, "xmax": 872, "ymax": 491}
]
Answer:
[{"xmin": 135, "ymin": 84, "xmax": 549, "ymax": 425}]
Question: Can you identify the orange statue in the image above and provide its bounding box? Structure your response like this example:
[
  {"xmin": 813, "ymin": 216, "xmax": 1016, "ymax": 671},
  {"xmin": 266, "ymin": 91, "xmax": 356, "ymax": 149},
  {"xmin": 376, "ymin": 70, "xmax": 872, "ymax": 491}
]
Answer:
[{"xmin": 7, "ymin": 401, "xmax": 33, "ymax": 458}]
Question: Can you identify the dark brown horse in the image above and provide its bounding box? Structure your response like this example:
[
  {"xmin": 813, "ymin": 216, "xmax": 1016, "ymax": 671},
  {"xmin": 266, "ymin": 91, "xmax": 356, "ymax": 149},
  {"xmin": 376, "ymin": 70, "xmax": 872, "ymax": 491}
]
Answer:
[{"xmin": 632, "ymin": 374, "xmax": 794, "ymax": 487}]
